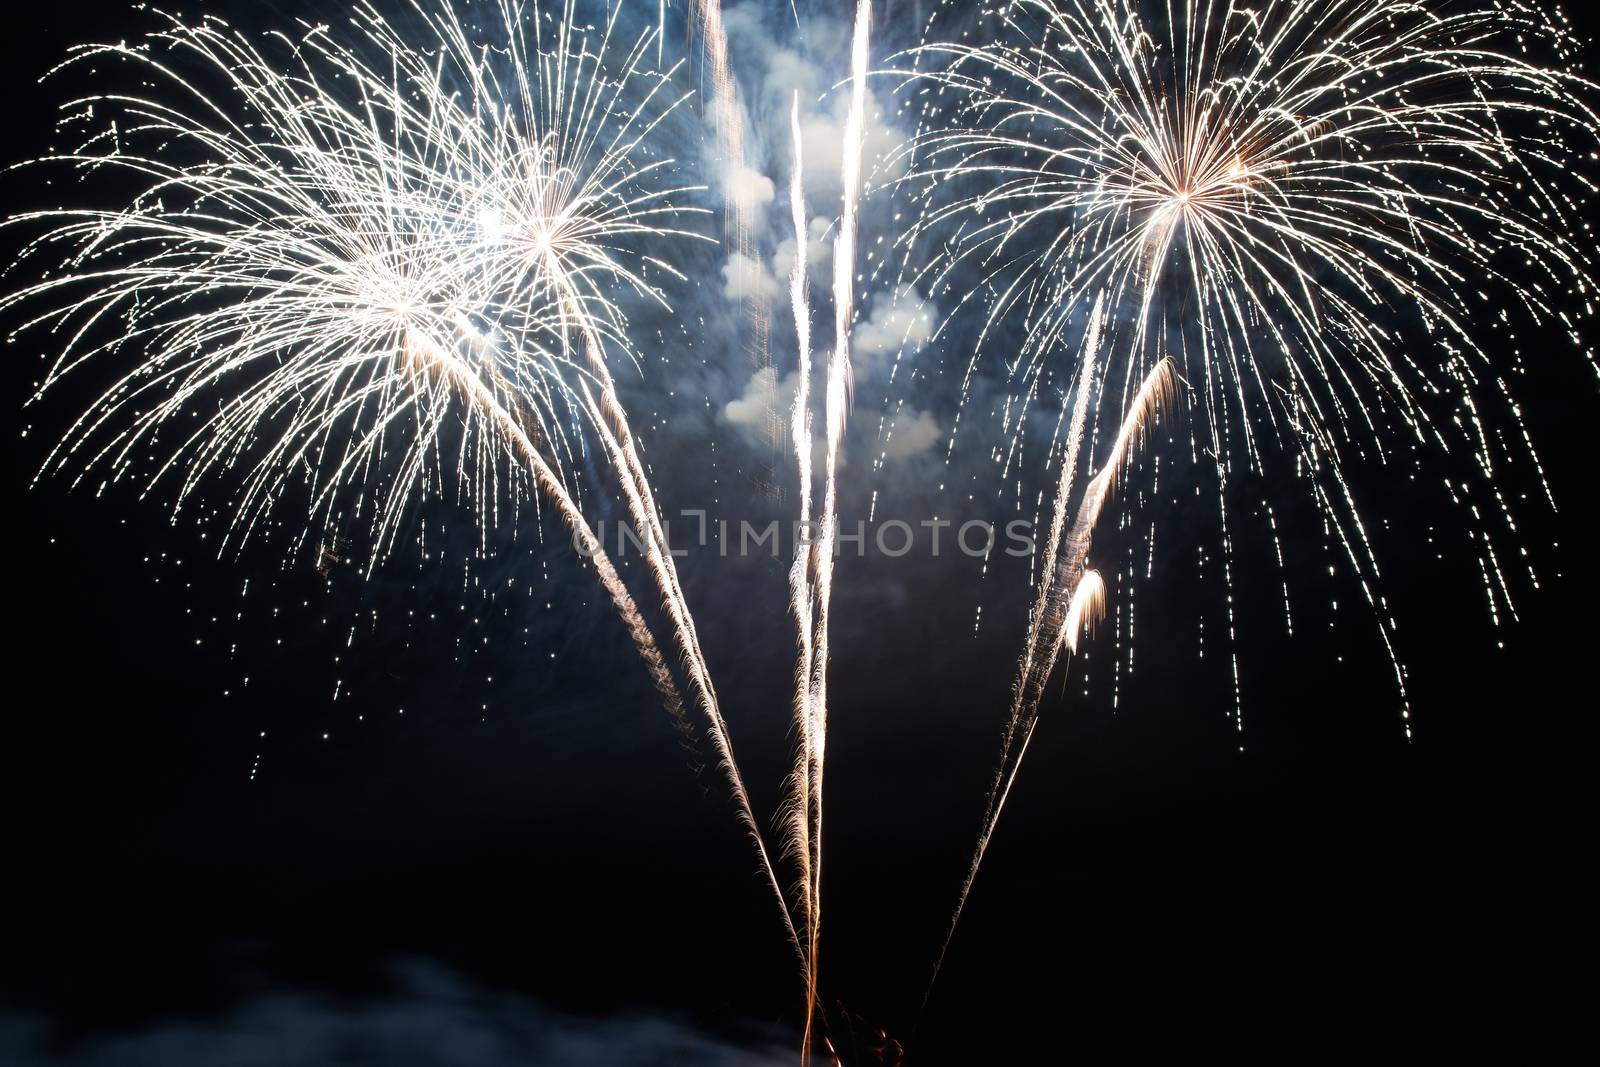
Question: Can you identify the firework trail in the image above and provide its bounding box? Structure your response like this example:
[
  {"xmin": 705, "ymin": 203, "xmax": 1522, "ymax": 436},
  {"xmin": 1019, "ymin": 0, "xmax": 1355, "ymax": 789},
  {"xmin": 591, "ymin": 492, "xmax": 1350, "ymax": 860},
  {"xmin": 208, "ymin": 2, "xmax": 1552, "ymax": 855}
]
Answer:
[
  {"xmin": 1062, "ymin": 569, "xmax": 1107, "ymax": 655},
  {"xmin": 783, "ymin": 90, "xmax": 821, "ymax": 1049},
  {"xmin": 778, "ymin": 0, "xmax": 874, "ymax": 1054},
  {"xmin": 4, "ymin": 0, "xmax": 800, "ymax": 955},
  {"xmin": 406, "ymin": 328, "xmax": 691, "ymax": 732},
  {"xmin": 892, "ymin": 0, "xmax": 1597, "ymax": 1007},
  {"xmin": 420, "ymin": 0, "xmax": 806, "ymax": 956},
  {"xmin": 926, "ymin": 347, "xmax": 1173, "ymax": 1000},
  {"xmin": 1062, "ymin": 357, "xmax": 1178, "ymax": 580},
  {"xmin": 690, "ymin": 0, "xmax": 746, "ymax": 213},
  {"xmin": 691, "ymin": 0, "xmax": 783, "ymax": 463}
]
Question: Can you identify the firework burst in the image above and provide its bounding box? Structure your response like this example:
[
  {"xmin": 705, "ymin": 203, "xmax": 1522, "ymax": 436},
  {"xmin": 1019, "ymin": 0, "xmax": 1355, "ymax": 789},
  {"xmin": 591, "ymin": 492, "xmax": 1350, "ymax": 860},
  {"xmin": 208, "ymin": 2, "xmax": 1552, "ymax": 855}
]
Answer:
[
  {"xmin": 5, "ymin": 0, "xmax": 800, "ymax": 956},
  {"xmin": 890, "ymin": 0, "xmax": 1599, "ymax": 1003},
  {"xmin": 8, "ymin": 0, "xmax": 701, "ymax": 556}
]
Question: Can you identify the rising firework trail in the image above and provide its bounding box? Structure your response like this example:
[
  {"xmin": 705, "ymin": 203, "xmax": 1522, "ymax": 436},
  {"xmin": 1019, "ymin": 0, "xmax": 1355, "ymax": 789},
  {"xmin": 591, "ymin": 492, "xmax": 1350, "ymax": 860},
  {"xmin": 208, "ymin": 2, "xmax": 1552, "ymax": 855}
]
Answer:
[
  {"xmin": 782, "ymin": 0, "xmax": 873, "ymax": 1056},
  {"xmin": 4, "ymin": 0, "xmax": 800, "ymax": 957},
  {"xmin": 927, "ymin": 342, "xmax": 1174, "ymax": 1002},
  {"xmin": 691, "ymin": 0, "xmax": 784, "ymax": 471},
  {"xmin": 783, "ymin": 89, "xmax": 821, "ymax": 1053},
  {"xmin": 891, "ymin": 0, "xmax": 1598, "ymax": 1011}
]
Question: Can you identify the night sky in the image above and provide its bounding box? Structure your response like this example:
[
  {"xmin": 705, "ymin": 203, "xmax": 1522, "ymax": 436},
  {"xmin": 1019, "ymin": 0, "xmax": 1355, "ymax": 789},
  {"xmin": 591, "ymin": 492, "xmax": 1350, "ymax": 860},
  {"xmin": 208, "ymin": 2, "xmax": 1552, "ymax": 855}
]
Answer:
[{"xmin": 4, "ymin": 0, "xmax": 1596, "ymax": 1062}]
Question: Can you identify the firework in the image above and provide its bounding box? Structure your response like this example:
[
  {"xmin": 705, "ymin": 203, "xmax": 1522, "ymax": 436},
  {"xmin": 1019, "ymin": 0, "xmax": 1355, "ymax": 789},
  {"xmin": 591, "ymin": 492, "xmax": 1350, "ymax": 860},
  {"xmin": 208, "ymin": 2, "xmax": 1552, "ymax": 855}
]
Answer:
[
  {"xmin": 896, "ymin": 0, "xmax": 1599, "ymax": 718},
  {"xmin": 892, "ymin": 0, "xmax": 1597, "ymax": 1000},
  {"xmin": 1063, "ymin": 570, "xmax": 1106, "ymax": 655},
  {"xmin": 5, "ymin": 0, "xmax": 799, "ymax": 954},
  {"xmin": 928, "ymin": 345, "xmax": 1173, "ymax": 997},
  {"xmin": 780, "ymin": 1, "xmax": 873, "ymax": 1054},
  {"xmin": 783, "ymin": 89, "xmax": 822, "ymax": 1054},
  {"xmin": 692, "ymin": 0, "xmax": 784, "ymax": 467}
]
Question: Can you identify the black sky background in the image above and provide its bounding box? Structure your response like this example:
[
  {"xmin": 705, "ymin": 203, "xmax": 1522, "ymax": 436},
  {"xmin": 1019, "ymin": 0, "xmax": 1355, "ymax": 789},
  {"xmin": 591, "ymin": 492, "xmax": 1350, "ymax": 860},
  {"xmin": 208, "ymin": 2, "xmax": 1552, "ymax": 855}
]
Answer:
[{"xmin": 3, "ymin": 0, "xmax": 1596, "ymax": 1061}]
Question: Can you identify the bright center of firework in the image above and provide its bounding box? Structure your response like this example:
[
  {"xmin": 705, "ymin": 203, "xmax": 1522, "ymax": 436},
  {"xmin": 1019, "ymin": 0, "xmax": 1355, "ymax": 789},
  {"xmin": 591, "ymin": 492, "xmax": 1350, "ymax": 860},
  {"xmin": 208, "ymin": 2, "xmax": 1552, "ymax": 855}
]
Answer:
[{"xmin": 476, "ymin": 207, "xmax": 505, "ymax": 242}]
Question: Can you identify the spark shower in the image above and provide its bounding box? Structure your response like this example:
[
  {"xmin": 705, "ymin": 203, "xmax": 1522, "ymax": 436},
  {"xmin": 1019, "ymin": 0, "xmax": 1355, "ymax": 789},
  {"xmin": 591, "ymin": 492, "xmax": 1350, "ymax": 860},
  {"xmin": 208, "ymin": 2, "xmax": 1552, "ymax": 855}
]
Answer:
[{"xmin": 5, "ymin": 0, "xmax": 1595, "ymax": 1059}]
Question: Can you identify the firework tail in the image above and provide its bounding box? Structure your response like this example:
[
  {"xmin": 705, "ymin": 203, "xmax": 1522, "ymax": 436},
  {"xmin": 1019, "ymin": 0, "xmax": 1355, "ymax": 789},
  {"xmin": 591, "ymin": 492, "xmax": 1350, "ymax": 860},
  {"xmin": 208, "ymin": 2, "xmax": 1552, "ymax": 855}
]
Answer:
[
  {"xmin": 794, "ymin": 1, "xmax": 872, "ymax": 1056},
  {"xmin": 1063, "ymin": 569, "xmax": 1107, "ymax": 654},
  {"xmin": 690, "ymin": 0, "xmax": 744, "ymax": 220},
  {"xmin": 920, "ymin": 296, "xmax": 1103, "ymax": 1007},
  {"xmin": 401, "ymin": 328, "xmax": 694, "ymax": 751},
  {"xmin": 6, "ymin": 0, "xmax": 804, "ymax": 966},
  {"xmin": 783, "ymin": 89, "xmax": 821, "ymax": 1035},
  {"xmin": 923, "ymin": 343, "xmax": 1173, "ymax": 1013},
  {"xmin": 691, "ymin": 0, "xmax": 780, "ymax": 456},
  {"xmin": 1061, "ymin": 359, "xmax": 1176, "ymax": 581},
  {"xmin": 565, "ymin": 314, "xmax": 804, "ymax": 963}
]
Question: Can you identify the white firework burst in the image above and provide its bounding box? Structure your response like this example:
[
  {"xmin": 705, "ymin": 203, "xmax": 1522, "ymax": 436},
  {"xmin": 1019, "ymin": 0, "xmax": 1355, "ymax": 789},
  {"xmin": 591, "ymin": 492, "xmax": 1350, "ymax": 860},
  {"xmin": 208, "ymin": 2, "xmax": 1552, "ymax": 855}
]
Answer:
[{"xmin": 889, "ymin": 0, "xmax": 1599, "ymax": 1001}]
